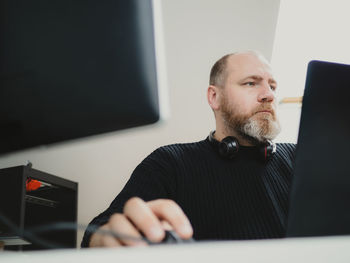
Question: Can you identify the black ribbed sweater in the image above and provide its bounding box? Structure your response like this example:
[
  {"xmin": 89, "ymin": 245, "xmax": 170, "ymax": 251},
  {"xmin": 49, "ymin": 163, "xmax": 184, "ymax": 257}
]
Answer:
[{"xmin": 81, "ymin": 137, "xmax": 295, "ymax": 247}]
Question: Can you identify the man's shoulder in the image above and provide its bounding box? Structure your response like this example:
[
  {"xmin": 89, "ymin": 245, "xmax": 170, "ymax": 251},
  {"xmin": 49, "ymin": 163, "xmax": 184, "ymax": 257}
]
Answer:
[
  {"xmin": 276, "ymin": 142, "xmax": 296, "ymax": 150},
  {"xmin": 275, "ymin": 142, "xmax": 297, "ymax": 161},
  {"xmin": 152, "ymin": 138, "xmax": 209, "ymax": 157},
  {"xmin": 138, "ymin": 138, "xmax": 209, "ymax": 170}
]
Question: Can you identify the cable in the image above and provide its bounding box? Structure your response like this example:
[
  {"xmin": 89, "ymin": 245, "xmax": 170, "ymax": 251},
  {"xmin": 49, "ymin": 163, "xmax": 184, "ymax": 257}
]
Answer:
[
  {"xmin": 0, "ymin": 210, "xmax": 151, "ymax": 249},
  {"xmin": 28, "ymin": 222, "xmax": 151, "ymax": 244},
  {"xmin": 0, "ymin": 209, "xmax": 57, "ymax": 249}
]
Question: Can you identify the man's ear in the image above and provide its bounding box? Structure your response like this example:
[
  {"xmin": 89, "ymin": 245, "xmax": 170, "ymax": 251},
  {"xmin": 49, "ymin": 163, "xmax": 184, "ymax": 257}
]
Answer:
[{"xmin": 207, "ymin": 85, "xmax": 220, "ymax": 111}]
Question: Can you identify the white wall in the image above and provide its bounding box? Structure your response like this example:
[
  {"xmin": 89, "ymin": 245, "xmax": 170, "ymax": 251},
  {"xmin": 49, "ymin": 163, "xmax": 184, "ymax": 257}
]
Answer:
[
  {"xmin": 272, "ymin": 0, "xmax": 350, "ymax": 144},
  {"xmin": 0, "ymin": 0, "xmax": 280, "ymax": 245}
]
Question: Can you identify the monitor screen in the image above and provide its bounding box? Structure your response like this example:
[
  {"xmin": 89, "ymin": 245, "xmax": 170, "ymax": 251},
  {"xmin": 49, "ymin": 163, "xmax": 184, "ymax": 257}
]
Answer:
[{"xmin": 0, "ymin": 0, "xmax": 160, "ymax": 155}]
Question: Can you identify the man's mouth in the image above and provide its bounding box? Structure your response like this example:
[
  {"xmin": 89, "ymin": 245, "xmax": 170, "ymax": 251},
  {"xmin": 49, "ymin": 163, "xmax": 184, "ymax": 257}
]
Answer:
[{"xmin": 256, "ymin": 110, "xmax": 272, "ymax": 114}]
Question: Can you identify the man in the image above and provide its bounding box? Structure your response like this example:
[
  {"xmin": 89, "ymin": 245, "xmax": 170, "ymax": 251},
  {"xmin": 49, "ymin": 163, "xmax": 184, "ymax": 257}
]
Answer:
[{"xmin": 81, "ymin": 51, "xmax": 295, "ymax": 247}]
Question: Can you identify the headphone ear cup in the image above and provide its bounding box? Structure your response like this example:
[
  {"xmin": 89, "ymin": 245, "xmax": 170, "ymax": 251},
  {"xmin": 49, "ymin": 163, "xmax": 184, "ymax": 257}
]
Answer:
[
  {"xmin": 209, "ymin": 131, "xmax": 275, "ymax": 161},
  {"xmin": 259, "ymin": 141, "xmax": 276, "ymax": 161},
  {"xmin": 219, "ymin": 137, "xmax": 239, "ymax": 159}
]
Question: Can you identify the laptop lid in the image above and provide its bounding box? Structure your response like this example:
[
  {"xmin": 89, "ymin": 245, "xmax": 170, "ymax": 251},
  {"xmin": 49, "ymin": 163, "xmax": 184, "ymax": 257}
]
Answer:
[{"xmin": 286, "ymin": 60, "xmax": 350, "ymax": 237}]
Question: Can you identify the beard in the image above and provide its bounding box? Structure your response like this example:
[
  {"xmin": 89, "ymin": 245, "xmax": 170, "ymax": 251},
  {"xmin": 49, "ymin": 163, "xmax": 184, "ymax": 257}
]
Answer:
[{"xmin": 220, "ymin": 97, "xmax": 281, "ymax": 145}]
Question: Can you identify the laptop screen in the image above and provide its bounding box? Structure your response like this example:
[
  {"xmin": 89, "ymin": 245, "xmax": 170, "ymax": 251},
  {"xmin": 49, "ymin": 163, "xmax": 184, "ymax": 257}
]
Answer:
[{"xmin": 287, "ymin": 60, "xmax": 350, "ymax": 237}]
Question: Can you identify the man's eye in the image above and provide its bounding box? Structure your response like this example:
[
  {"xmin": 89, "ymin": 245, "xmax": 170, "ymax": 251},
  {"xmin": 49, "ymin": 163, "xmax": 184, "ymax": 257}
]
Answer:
[
  {"xmin": 244, "ymin": 82, "xmax": 255, "ymax": 86},
  {"xmin": 270, "ymin": 85, "xmax": 277, "ymax": 91}
]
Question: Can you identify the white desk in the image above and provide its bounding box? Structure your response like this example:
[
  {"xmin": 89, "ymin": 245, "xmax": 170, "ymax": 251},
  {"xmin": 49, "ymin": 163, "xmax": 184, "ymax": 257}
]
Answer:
[{"xmin": 1, "ymin": 236, "xmax": 350, "ymax": 263}]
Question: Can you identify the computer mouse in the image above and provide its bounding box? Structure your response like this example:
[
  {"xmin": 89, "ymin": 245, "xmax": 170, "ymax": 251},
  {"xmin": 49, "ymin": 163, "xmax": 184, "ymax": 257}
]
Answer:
[
  {"xmin": 162, "ymin": 230, "xmax": 195, "ymax": 244},
  {"xmin": 149, "ymin": 230, "xmax": 195, "ymax": 245}
]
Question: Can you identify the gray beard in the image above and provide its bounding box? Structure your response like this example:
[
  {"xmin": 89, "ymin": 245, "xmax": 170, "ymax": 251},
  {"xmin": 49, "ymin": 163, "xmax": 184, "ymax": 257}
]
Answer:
[
  {"xmin": 240, "ymin": 115, "xmax": 281, "ymax": 143},
  {"xmin": 221, "ymin": 102, "xmax": 281, "ymax": 145}
]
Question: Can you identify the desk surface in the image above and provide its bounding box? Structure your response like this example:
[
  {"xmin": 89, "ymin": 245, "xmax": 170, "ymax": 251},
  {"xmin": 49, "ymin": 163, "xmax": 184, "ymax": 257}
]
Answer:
[{"xmin": 1, "ymin": 236, "xmax": 350, "ymax": 263}]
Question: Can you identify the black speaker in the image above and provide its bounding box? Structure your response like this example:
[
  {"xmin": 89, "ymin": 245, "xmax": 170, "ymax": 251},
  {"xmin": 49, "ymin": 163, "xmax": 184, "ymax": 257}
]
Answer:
[{"xmin": 0, "ymin": 165, "xmax": 78, "ymax": 250}]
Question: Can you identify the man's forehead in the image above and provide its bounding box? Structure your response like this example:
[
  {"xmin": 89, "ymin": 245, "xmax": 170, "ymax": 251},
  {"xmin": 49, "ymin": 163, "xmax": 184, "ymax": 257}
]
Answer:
[{"xmin": 226, "ymin": 52, "xmax": 273, "ymax": 78}]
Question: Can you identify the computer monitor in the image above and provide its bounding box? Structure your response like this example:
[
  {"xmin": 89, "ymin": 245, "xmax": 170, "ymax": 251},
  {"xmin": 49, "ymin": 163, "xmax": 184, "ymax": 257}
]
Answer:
[
  {"xmin": 286, "ymin": 60, "xmax": 350, "ymax": 237},
  {"xmin": 0, "ymin": 0, "xmax": 164, "ymax": 155}
]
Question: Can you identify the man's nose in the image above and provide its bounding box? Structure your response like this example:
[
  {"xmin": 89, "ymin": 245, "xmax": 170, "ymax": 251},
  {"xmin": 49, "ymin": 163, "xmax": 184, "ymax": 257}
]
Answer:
[{"xmin": 257, "ymin": 82, "xmax": 275, "ymax": 102}]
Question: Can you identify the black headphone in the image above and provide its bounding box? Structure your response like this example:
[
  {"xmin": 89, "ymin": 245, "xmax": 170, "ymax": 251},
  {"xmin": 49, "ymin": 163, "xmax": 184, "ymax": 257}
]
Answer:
[{"xmin": 208, "ymin": 130, "xmax": 276, "ymax": 161}]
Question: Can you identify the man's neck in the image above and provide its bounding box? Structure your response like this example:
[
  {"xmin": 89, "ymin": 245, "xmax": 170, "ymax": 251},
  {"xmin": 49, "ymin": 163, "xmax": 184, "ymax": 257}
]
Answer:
[{"xmin": 213, "ymin": 129, "xmax": 255, "ymax": 146}]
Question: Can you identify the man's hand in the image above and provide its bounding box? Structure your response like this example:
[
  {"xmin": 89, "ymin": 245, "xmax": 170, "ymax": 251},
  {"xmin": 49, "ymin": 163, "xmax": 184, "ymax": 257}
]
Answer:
[{"xmin": 89, "ymin": 197, "xmax": 193, "ymax": 247}]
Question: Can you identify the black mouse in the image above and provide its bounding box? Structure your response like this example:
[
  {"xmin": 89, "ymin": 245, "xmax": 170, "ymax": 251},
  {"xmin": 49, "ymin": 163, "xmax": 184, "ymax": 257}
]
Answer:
[{"xmin": 149, "ymin": 230, "xmax": 195, "ymax": 245}]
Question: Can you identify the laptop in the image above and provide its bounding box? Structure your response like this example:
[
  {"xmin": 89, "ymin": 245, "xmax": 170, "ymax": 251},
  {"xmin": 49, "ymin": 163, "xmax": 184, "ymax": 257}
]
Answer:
[{"xmin": 286, "ymin": 60, "xmax": 350, "ymax": 237}]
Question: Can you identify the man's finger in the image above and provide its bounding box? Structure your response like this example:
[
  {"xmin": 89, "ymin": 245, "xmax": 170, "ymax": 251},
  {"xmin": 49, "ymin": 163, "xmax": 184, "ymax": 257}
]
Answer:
[
  {"xmin": 147, "ymin": 199, "xmax": 193, "ymax": 239},
  {"xmin": 109, "ymin": 213, "xmax": 147, "ymax": 246},
  {"xmin": 101, "ymin": 233, "xmax": 123, "ymax": 247},
  {"xmin": 123, "ymin": 197, "xmax": 165, "ymax": 242},
  {"xmin": 90, "ymin": 224, "xmax": 122, "ymax": 247},
  {"xmin": 160, "ymin": 220, "xmax": 173, "ymax": 231}
]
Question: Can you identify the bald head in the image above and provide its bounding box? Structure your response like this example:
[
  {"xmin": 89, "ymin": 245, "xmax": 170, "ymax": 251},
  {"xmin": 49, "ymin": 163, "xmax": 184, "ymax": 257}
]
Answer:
[{"xmin": 209, "ymin": 51, "xmax": 271, "ymax": 87}]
